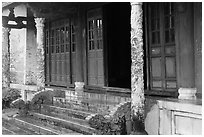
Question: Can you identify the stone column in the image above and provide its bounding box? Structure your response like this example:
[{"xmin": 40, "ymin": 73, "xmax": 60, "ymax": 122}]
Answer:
[
  {"xmin": 35, "ymin": 18, "xmax": 45, "ymax": 89},
  {"xmin": 130, "ymin": 2, "xmax": 146, "ymax": 134},
  {"xmin": 2, "ymin": 27, "xmax": 11, "ymax": 88},
  {"xmin": 75, "ymin": 6, "xmax": 85, "ymax": 92}
]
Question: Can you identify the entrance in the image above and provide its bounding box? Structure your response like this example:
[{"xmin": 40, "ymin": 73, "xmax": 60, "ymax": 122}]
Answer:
[
  {"xmin": 87, "ymin": 8, "xmax": 104, "ymax": 86},
  {"xmin": 104, "ymin": 3, "xmax": 131, "ymax": 88},
  {"xmin": 45, "ymin": 18, "xmax": 76, "ymax": 87}
]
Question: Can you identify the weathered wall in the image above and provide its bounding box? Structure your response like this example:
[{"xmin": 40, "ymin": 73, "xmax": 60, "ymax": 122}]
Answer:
[
  {"xmin": 3, "ymin": 4, "xmax": 27, "ymax": 84},
  {"xmin": 3, "ymin": 4, "xmax": 38, "ymax": 85},
  {"xmin": 25, "ymin": 7, "xmax": 37, "ymax": 85},
  {"xmin": 193, "ymin": 3, "xmax": 202, "ymax": 98},
  {"xmin": 144, "ymin": 97, "xmax": 159, "ymax": 134},
  {"xmin": 144, "ymin": 97, "xmax": 202, "ymax": 135}
]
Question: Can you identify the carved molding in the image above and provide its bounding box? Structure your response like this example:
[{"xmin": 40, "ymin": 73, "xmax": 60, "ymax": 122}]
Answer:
[
  {"xmin": 35, "ymin": 18, "xmax": 45, "ymax": 28},
  {"xmin": 35, "ymin": 18, "xmax": 46, "ymax": 88},
  {"xmin": 130, "ymin": 2, "xmax": 145, "ymax": 121}
]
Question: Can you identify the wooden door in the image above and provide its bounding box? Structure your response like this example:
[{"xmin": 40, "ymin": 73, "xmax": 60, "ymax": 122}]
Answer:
[
  {"xmin": 148, "ymin": 3, "xmax": 177, "ymax": 92},
  {"xmin": 87, "ymin": 9, "xmax": 104, "ymax": 86},
  {"xmin": 45, "ymin": 18, "xmax": 76, "ymax": 87},
  {"xmin": 70, "ymin": 23, "xmax": 76, "ymax": 84}
]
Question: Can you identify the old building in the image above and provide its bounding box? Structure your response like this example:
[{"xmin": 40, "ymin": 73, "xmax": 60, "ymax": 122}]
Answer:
[{"xmin": 2, "ymin": 2, "xmax": 202, "ymax": 135}]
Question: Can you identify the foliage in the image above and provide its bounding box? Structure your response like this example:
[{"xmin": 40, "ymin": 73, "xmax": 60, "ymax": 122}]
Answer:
[
  {"xmin": 2, "ymin": 88, "xmax": 21, "ymax": 109},
  {"xmin": 30, "ymin": 90, "xmax": 54, "ymax": 111},
  {"xmin": 88, "ymin": 102, "xmax": 131, "ymax": 135},
  {"xmin": 131, "ymin": 110, "xmax": 148, "ymax": 135},
  {"xmin": 88, "ymin": 114, "xmax": 127, "ymax": 135}
]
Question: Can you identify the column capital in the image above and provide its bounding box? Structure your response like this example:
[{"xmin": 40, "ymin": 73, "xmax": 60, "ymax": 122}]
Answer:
[
  {"xmin": 131, "ymin": 2, "xmax": 143, "ymax": 6},
  {"xmin": 2, "ymin": 27, "xmax": 11, "ymax": 33},
  {"xmin": 35, "ymin": 18, "xmax": 45, "ymax": 27}
]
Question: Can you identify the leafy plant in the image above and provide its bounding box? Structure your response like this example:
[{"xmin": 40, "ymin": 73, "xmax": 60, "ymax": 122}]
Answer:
[
  {"xmin": 88, "ymin": 113, "xmax": 127, "ymax": 135},
  {"xmin": 2, "ymin": 88, "xmax": 21, "ymax": 109}
]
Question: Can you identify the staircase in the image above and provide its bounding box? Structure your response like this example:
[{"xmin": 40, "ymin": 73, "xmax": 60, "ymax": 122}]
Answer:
[{"xmin": 2, "ymin": 88, "xmax": 131, "ymax": 135}]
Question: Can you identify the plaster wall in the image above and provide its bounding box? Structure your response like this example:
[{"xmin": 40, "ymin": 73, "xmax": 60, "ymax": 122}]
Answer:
[
  {"xmin": 144, "ymin": 97, "xmax": 202, "ymax": 135},
  {"xmin": 3, "ymin": 4, "xmax": 27, "ymax": 84},
  {"xmin": 144, "ymin": 97, "xmax": 159, "ymax": 134},
  {"xmin": 3, "ymin": 4, "xmax": 38, "ymax": 85},
  {"xmin": 25, "ymin": 8, "xmax": 37, "ymax": 85}
]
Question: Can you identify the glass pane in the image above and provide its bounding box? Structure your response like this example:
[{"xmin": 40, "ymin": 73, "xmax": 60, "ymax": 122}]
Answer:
[
  {"xmin": 165, "ymin": 57, "xmax": 176, "ymax": 78},
  {"xmin": 100, "ymin": 19, "xmax": 102, "ymax": 28},
  {"xmin": 150, "ymin": 4, "xmax": 155, "ymax": 18},
  {"xmin": 165, "ymin": 30, "xmax": 170, "ymax": 43},
  {"xmin": 72, "ymin": 44, "xmax": 75, "ymax": 52},
  {"xmin": 88, "ymin": 31, "xmax": 91, "ymax": 40},
  {"xmin": 65, "ymin": 27, "xmax": 69, "ymax": 42},
  {"xmin": 164, "ymin": 3, "xmax": 170, "ymax": 15},
  {"xmin": 171, "ymin": 3, "xmax": 174, "ymax": 15},
  {"xmin": 92, "ymin": 41, "xmax": 95, "ymax": 50},
  {"xmin": 60, "ymin": 27, "xmax": 65, "ymax": 43},
  {"xmin": 170, "ymin": 16, "xmax": 174, "ymax": 28},
  {"xmin": 97, "ymin": 29, "xmax": 102, "ymax": 37},
  {"xmin": 152, "ymin": 32, "xmax": 155, "ymax": 44},
  {"xmin": 61, "ymin": 45, "xmax": 64, "ymax": 53},
  {"xmin": 170, "ymin": 29, "xmax": 175, "ymax": 42},
  {"xmin": 66, "ymin": 44, "xmax": 69, "ymax": 52},
  {"xmin": 51, "ymin": 30, "xmax": 54, "ymax": 37},
  {"xmin": 92, "ymin": 31, "xmax": 94, "ymax": 39},
  {"xmin": 89, "ymin": 41, "xmax": 91, "ymax": 50},
  {"xmin": 152, "ymin": 80, "xmax": 162, "ymax": 88},
  {"xmin": 151, "ymin": 57, "xmax": 161, "ymax": 77},
  {"xmin": 96, "ymin": 19, "xmax": 101, "ymax": 28},
  {"xmin": 46, "ymin": 47, "xmax": 49, "ymax": 54},
  {"xmin": 165, "ymin": 17, "xmax": 170, "ymax": 28},
  {"xmin": 156, "ymin": 31, "xmax": 160, "ymax": 43},
  {"xmin": 151, "ymin": 47, "xmax": 161, "ymax": 55},
  {"xmin": 165, "ymin": 46, "xmax": 175, "ymax": 55},
  {"xmin": 100, "ymin": 39, "xmax": 103, "ymax": 49},
  {"xmin": 166, "ymin": 81, "xmax": 177, "ymax": 88},
  {"xmin": 72, "ymin": 34, "xmax": 75, "ymax": 42},
  {"xmin": 151, "ymin": 19, "xmax": 155, "ymax": 30},
  {"xmin": 97, "ymin": 40, "xmax": 100, "ymax": 49},
  {"xmin": 89, "ymin": 20, "xmax": 94, "ymax": 30},
  {"xmin": 71, "ymin": 25, "xmax": 75, "ymax": 32},
  {"xmin": 156, "ymin": 19, "xmax": 160, "ymax": 30}
]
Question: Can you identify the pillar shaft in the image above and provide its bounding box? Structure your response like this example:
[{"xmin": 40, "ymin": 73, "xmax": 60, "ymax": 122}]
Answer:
[
  {"xmin": 35, "ymin": 18, "xmax": 45, "ymax": 88},
  {"xmin": 130, "ymin": 2, "xmax": 145, "ymax": 126},
  {"xmin": 2, "ymin": 27, "xmax": 11, "ymax": 88}
]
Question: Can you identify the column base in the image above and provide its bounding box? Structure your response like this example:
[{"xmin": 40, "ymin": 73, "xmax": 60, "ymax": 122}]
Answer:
[
  {"xmin": 74, "ymin": 82, "xmax": 84, "ymax": 104},
  {"xmin": 75, "ymin": 82, "xmax": 85, "ymax": 91},
  {"xmin": 178, "ymin": 88, "xmax": 197, "ymax": 100}
]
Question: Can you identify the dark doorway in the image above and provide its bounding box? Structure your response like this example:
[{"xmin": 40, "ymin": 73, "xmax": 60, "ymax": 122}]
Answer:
[{"xmin": 103, "ymin": 3, "xmax": 131, "ymax": 88}]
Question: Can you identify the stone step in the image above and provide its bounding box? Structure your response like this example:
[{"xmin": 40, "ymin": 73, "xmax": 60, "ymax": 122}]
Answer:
[
  {"xmin": 30, "ymin": 112, "xmax": 97, "ymax": 135},
  {"xmin": 40, "ymin": 104, "xmax": 94, "ymax": 121},
  {"xmin": 15, "ymin": 115, "xmax": 82, "ymax": 135},
  {"xmin": 53, "ymin": 97, "xmax": 116, "ymax": 114},
  {"xmin": 13, "ymin": 117, "xmax": 59, "ymax": 135},
  {"xmin": 2, "ymin": 118, "xmax": 40, "ymax": 135},
  {"xmin": 2, "ymin": 127, "xmax": 16, "ymax": 135}
]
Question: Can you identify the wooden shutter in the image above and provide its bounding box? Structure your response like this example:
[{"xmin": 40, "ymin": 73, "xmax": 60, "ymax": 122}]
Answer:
[
  {"xmin": 148, "ymin": 3, "xmax": 177, "ymax": 93},
  {"xmin": 87, "ymin": 8, "xmax": 104, "ymax": 86}
]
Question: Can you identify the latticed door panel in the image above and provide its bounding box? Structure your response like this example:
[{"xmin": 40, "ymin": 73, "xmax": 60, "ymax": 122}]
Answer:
[
  {"xmin": 87, "ymin": 8, "xmax": 104, "ymax": 86},
  {"xmin": 148, "ymin": 3, "xmax": 177, "ymax": 92},
  {"xmin": 70, "ymin": 23, "xmax": 76, "ymax": 84},
  {"xmin": 45, "ymin": 18, "xmax": 76, "ymax": 87}
]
